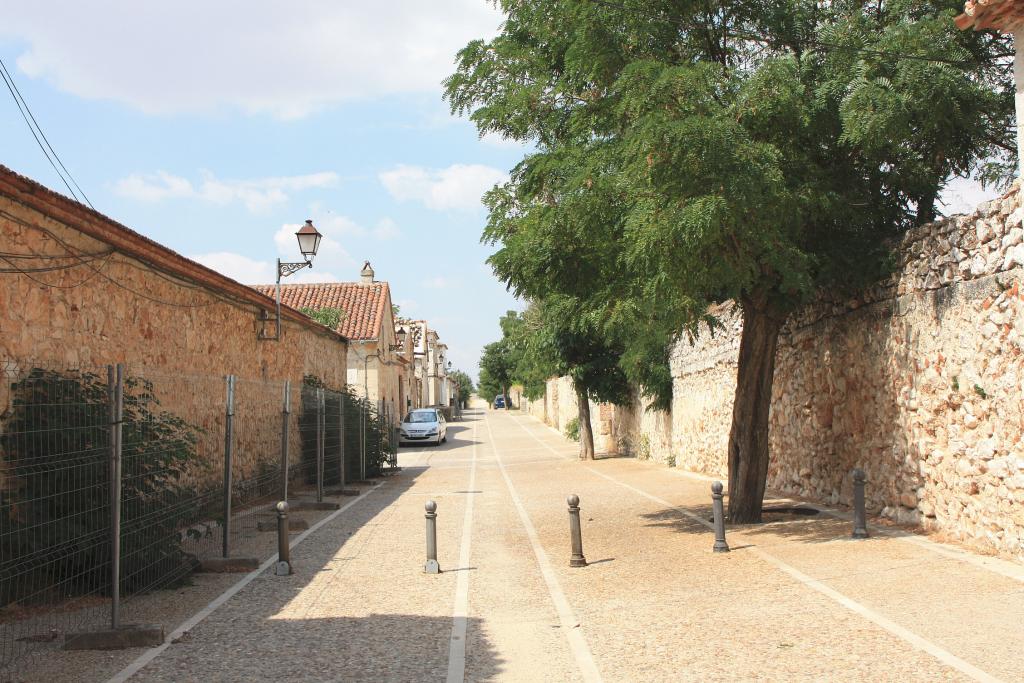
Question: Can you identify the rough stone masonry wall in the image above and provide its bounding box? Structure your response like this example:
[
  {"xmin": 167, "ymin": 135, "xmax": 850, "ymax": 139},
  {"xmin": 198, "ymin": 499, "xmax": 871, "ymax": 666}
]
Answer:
[
  {"xmin": 667, "ymin": 187, "xmax": 1024, "ymax": 560},
  {"xmin": 0, "ymin": 191, "xmax": 349, "ymax": 486},
  {"xmin": 534, "ymin": 187, "xmax": 1024, "ymax": 560}
]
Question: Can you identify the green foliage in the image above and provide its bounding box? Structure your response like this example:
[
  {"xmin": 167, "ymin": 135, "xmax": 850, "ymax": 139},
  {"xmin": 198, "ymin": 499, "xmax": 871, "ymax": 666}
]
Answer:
[
  {"xmin": 564, "ymin": 417, "xmax": 580, "ymax": 442},
  {"xmin": 952, "ymin": 375, "xmax": 960, "ymax": 392},
  {"xmin": 479, "ymin": 338, "xmax": 515, "ymax": 402},
  {"xmin": 299, "ymin": 306, "xmax": 344, "ymax": 330},
  {"xmin": 446, "ymin": 0, "xmax": 1014, "ymax": 411},
  {"xmin": 448, "ymin": 369, "xmax": 475, "ymax": 405},
  {"xmin": 973, "ymin": 384, "xmax": 988, "ymax": 400},
  {"xmin": 0, "ymin": 369, "xmax": 203, "ymax": 605}
]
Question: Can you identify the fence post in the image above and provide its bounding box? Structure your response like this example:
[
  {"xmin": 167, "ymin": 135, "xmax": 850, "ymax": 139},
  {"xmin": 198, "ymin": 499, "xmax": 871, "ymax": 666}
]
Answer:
[
  {"xmin": 281, "ymin": 380, "xmax": 291, "ymax": 502},
  {"xmin": 108, "ymin": 364, "xmax": 124, "ymax": 629},
  {"xmin": 338, "ymin": 392, "xmax": 346, "ymax": 486},
  {"xmin": 360, "ymin": 399, "xmax": 367, "ymax": 481},
  {"xmin": 316, "ymin": 388, "xmax": 325, "ymax": 503},
  {"xmin": 222, "ymin": 375, "xmax": 236, "ymax": 559}
]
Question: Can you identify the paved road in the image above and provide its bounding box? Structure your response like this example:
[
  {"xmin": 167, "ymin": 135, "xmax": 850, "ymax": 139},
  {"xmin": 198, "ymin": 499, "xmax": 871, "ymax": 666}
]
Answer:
[{"xmin": 114, "ymin": 408, "xmax": 1024, "ymax": 682}]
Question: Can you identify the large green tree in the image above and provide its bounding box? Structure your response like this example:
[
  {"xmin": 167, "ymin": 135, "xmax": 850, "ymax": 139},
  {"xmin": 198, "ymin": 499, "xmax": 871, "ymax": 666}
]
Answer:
[{"xmin": 447, "ymin": 0, "xmax": 1013, "ymax": 520}]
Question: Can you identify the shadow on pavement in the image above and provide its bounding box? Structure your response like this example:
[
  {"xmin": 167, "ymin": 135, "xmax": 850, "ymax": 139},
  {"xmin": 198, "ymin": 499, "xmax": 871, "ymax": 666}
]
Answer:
[
  {"xmin": 51, "ymin": 467, "xmax": 507, "ymax": 683},
  {"xmin": 638, "ymin": 502, "xmax": 889, "ymax": 546}
]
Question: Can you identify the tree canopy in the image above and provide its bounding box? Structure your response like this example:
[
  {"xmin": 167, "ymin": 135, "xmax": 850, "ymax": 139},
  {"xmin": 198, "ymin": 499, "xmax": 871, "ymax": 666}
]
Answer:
[{"xmin": 447, "ymin": 0, "xmax": 1014, "ymax": 519}]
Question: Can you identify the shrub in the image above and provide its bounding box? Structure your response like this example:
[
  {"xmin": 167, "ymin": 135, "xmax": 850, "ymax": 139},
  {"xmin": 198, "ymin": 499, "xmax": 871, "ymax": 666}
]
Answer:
[
  {"xmin": 0, "ymin": 368, "xmax": 202, "ymax": 606},
  {"xmin": 565, "ymin": 417, "xmax": 580, "ymax": 442}
]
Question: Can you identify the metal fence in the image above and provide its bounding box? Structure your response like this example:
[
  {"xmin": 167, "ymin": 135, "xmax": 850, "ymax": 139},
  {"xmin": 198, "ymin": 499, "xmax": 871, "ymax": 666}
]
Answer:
[{"xmin": 0, "ymin": 360, "xmax": 395, "ymax": 677}]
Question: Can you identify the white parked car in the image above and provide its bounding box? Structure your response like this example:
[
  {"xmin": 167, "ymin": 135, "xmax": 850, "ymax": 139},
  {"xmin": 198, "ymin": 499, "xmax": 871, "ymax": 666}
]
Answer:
[{"xmin": 399, "ymin": 408, "xmax": 447, "ymax": 446}]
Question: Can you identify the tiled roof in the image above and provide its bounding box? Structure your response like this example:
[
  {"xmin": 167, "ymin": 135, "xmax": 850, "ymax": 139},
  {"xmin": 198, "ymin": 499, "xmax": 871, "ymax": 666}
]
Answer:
[
  {"xmin": 252, "ymin": 282, "xmax": 390, "ymax": 340},
  {"xmin": 956, "ymin": 0, "xmax": 1024, "ymax": 31}
]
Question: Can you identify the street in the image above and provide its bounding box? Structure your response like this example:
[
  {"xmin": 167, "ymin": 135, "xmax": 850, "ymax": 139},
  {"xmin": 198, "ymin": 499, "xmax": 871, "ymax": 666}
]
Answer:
[{"xmin": 112, "ymin": 409, "xmax": 1024, "ymax": 682}]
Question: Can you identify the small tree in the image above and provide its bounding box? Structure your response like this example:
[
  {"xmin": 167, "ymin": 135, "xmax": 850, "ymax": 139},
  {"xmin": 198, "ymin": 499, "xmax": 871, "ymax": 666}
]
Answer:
[
  {"xmin": 479, "ymin": 340, "xmax": 514, "ymax": 409},
  {"xmin": 448, "ymin": 369, "xmax": 475, "ymax": 406},
  {"xmin": 299, "ymin": 306, "xmax": 345, "ymax": 330}
]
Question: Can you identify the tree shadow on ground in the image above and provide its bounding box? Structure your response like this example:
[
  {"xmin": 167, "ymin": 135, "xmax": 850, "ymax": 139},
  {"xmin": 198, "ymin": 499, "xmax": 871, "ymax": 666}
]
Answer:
[{"xmin": 639, "ymin": 498, "xmax": 890, "ymax": 546}]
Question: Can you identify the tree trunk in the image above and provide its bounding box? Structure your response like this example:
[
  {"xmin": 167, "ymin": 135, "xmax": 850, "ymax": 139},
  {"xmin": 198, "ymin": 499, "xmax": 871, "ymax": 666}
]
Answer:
[
  {"xmin": 727, "ymin": 296, "xmax": 784, "ymax": 523},
  {"xmin": 503, "ymin": 384, "xmax": 510, "ymax": 410},
  {"xmin": 575, "ymin": 383, "xmax": 595, "ymax": 460}
]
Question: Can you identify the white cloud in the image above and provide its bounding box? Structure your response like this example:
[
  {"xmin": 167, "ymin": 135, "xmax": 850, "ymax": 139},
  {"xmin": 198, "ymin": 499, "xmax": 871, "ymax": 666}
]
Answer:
[
  {"xmin": 113, "ymin": 170, "xmax": 338, "ymax": 213},
  {"xmin": 190, "ymin": 251, "xmax": 342, "ymax": 285},
  {"xmin": 3, "ymin": 2, "xmax": 503, "ymax": 118},
  {"xmin": 190, "ymin": 252, "xmax": 275, "ymax": 284},
  {"xmin": 309, "ymin": 214, "xmax": 401, "ymax": 241},
  {"xmin": 379, "ymin": 163, "xmax": 507, "ymax": 211}
]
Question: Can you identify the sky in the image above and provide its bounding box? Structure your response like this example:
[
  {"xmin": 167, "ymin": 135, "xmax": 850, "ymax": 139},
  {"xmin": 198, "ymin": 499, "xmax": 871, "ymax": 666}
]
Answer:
[
  {"xmin": 0, "ymin": 2, "xmax": 1000, "ymax": 382},
  {"xmin": 0, "ymin": 1, "xmax": 528, "ymax": 382}
]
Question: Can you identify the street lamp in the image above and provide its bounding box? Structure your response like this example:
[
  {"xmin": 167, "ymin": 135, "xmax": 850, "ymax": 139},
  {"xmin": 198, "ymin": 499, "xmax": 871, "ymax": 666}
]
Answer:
[
  {"xmin": 389, "ymin": 326, "xmax": 407, "ymax": 352},
  {"xmin": 260, "ymin": 220, "xmax": 323, "ymax": 340}
]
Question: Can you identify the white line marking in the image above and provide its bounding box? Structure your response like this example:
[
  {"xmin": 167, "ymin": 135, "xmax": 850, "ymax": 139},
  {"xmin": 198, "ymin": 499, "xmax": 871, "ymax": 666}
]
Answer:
[
  {"xmin": 510, "ymin": 415, "xmax": 1005, "ymax": 683},
  {"xmin": 446, "ymin": 417, "xmax": 478, "ymax": 683},
  {"xmin": 485, "ymin": 414, "xmax": 603, "ymax": 683},
  {"xmin": 107, "ymin": 483, "xmax": 384, "ymax": 683}
]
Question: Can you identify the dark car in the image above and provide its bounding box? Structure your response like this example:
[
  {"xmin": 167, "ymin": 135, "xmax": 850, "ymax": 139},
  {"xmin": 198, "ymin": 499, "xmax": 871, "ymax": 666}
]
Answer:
[{"xmin": 493, "ymin": 395, "xmax": 506, "ymax": 409}]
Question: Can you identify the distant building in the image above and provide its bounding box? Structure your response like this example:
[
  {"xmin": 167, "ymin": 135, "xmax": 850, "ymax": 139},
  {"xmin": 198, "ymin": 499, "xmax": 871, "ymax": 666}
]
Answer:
[{"xmin": 253, "ymin": 261, "xmax": 405, "ymax": 422}]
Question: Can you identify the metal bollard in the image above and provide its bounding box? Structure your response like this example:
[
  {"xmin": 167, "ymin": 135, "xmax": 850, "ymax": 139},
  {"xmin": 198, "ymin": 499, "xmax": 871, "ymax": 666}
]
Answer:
[
  {"xmin": 852, "ymin": 468, "xmax": 869, "ymax": 539},
  {"xmin": 711, "ymin": 481, "xmax": 730, "ymax": 553},
  {"xmin": 275, "ymin": 501, "xmax": 292, "ymax": 576},
  {"xmin": 424, "ymin": 500, "xmax": 440, "ymax": 574},
  {"xmin": 567, "ymin": 494, "xmax": 587, "ymax": 567}
]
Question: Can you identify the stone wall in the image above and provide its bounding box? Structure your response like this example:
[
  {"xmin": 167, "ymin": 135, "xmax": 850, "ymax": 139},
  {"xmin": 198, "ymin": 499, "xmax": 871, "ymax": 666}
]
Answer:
[
  {"xmin": 535, "ymin": 186, "xmax": 1024, "ymax": 561},
  {"xmin": 525, "ymin": 376, "xmax": 617, "ymax": 454},
  {"xmin": 0, "ymin": 170, "xmax": 350, "ymax": 486}
]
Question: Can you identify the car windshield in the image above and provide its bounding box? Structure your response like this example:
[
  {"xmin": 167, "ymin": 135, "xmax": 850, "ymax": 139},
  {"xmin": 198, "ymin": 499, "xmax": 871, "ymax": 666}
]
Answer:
[{"xmin": 404, "ymin": 411, "xmax": 437, "ymax": 423}]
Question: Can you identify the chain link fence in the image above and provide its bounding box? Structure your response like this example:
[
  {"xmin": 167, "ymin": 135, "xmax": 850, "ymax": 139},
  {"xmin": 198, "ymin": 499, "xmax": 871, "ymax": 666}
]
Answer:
[{"xmin": 0, "ymin": 360, "xmax": 396, "ymax": 678}]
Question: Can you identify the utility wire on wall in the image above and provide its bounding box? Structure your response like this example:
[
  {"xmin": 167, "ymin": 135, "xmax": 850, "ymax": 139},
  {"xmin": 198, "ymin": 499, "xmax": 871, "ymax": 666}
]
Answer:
[{"xmin": 0, "ymin": 57, "xmax": 94, "ymax": 209}]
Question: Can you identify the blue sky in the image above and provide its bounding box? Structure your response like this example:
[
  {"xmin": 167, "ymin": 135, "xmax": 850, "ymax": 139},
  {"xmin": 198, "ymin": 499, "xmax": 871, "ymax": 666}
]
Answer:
[{"xmin": 0, "ymin": 1, "xmax": 528, "ymax": 382}]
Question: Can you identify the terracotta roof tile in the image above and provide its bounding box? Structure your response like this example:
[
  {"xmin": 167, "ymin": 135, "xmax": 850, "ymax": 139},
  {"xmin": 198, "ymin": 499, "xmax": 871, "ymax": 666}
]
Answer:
[
  {"xmin": 956, "ymin": 0, "xmax": 1024, "ymax": 31},
  {"xmin": 252, "ymin": 282, "xmax": 390, "ymax": 340}
]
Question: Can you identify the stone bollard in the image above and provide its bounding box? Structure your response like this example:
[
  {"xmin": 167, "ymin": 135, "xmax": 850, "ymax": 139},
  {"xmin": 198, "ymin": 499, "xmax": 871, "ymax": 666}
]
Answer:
[
  {"xmin": 424, "ymin": 500, "xmax": 440, "ymax": 574},
  {"xmin": 567, "ymin": 494, "xmax": 587, "ymax": 567},
  {"xmin": 711, "ymin": 482, "xmax": 730, "ymax": 553},
  {"xmin": 852, "ymin": 468, "xmax": 869, "ymax": 539},
  {"xmin": 274, "ymin": 501, "xmax": 292, "ymax": 576}
]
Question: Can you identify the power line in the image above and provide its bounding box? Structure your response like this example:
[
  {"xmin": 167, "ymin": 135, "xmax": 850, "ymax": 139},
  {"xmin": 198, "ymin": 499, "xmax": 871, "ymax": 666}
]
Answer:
[{"xmin": 0, "ymin": 57, "xmax": 94, "ymax": 209}]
